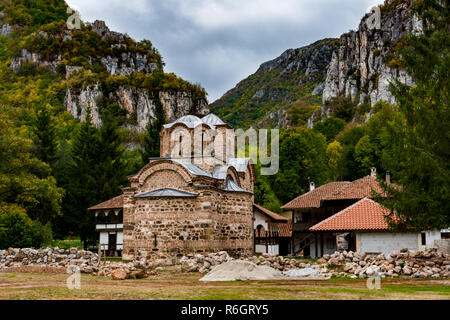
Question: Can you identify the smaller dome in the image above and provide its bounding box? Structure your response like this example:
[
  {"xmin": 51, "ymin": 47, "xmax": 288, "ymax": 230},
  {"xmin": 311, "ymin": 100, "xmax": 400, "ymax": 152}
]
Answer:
[{"xmin": 202, "ymin": 114, "xmax": 227, "ymax": 126}]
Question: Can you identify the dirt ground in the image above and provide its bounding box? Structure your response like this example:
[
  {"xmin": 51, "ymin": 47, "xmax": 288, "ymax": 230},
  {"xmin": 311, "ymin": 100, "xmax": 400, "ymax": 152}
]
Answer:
[{"xmin": 0, "ymin": 269, "xmax": 449, "ymax": 300}]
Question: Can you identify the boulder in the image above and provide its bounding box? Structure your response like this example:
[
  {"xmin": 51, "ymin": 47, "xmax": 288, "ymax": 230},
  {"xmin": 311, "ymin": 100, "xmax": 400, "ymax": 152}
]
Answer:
[{"xmin": 111, "ymin": 269, "xmax": 128, "ymax": 280}]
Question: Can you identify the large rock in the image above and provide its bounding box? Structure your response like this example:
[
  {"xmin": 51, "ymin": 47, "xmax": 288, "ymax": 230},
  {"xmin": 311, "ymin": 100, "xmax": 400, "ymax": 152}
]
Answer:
[{"xmin": 111, "ymin": 269, "xmax": 128, "ymax": 280}]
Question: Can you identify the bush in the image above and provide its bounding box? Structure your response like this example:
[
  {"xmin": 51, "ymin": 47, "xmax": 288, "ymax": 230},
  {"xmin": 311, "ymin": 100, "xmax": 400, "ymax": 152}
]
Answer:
[
  {"xmin": 0, "ymin": 205, "xmax": 33, "ymax": 249},
  {"xmin": 0, "ymin": 204, "xmax": 53, "ymax": 249}
]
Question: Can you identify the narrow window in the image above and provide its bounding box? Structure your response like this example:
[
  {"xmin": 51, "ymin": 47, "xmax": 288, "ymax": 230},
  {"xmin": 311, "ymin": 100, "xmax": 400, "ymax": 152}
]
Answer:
[
  {"xmin": 179, "ymin": 135, "xmax": 182, "ymax": 157},
  {"xmin": 421, "ymin": 232, "xmax": 426, "ymax": 246},
  {"xmin": 201, "ymin": 133, "xmax": 204, "ymax": 156}
]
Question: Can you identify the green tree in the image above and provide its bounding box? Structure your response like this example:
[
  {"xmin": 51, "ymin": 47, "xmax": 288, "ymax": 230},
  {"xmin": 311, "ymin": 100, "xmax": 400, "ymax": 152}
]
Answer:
[
  {"xmin": 327, "ymin": 140, "xmax": 344, "ymax": 180},
  {"xmin": 97, "ymin": 106, "xmax": 126, "ymax": 200},
  {"xmin": 254, "ymin": 164, "xmax": 282, "ymax": 213},
  {"xmin": 354, "ymin": 135, "xmax": 376, "ymax": 175},
  {"xmin": 32, "ymin": 104, "xmax": 57, "ymax": 166},
  {"xmin": 0, "ymin": 204, "xmax": 33, "ymax": 249},
  {"xmin": 381, "ymin": 0, "xmax": 450, "ymax": 230},
  {"xmin": 0, "ymin": 112, "xmax": 63, "ymax": 224},
  {"xmin": 273, "ymin": 128, "xmax": 329, "ymax": 204},
  {"xmin": 64, "ymin": 111, "xmax": 99, "ymax": 248},
  {"xmin": 140, "ymin": 96, "xmax": 165, "ymax": 165},
  {"xmin": 313, "ymin": 117, "xmax": 346, "ymax": 142},
  {"xmin": 337, "ymin": 125, "xmax": 366, "ymax": 180}
]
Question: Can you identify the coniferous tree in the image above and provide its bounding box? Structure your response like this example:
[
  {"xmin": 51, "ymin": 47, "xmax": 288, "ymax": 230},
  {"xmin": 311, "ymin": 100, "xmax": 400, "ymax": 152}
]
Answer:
[
  {"xmin": 381, "ymin": 0, "xmax": 450, "ymax": 230},
  {"xmin": 140, "ymin": 95, "xmax": 165, "ymax": 165},
  {"xmin": 32, "ymin": 104, "xmax": 57, "ymax": 166},
  {"xmin": 97, "ymin": 106, "xmax": 126, "ymax": 200},
  {"xmin": 65, "ymin": 110, "xmax": 99, "ymax": 248}
]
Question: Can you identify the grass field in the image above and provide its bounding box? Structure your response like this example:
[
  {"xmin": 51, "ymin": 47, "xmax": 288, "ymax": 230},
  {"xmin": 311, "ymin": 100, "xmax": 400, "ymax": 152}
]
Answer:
[{"xmin": 0, "ymin": 270, "xmax": 449, "ymax": 300}]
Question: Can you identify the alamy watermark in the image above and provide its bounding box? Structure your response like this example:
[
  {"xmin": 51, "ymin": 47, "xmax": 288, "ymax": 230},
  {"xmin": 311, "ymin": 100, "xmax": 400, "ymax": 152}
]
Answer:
[
  {"xmin": 67, "ymin": 8, "xmax": 81, "ymax": 30},
  {"xmin": 366, "ymin": 5, "xmax": 381, "ymax": 30},
  {"xmin": 366, "ymin": 271, "xmax": 381, "ymax": 290},
  {"xmin": 66, "ymin": 265, "xmax": 81, "ymax": 290},
  {"xmin": 168, "ymin": 126, "xmax": 279, "ymax": 176}
]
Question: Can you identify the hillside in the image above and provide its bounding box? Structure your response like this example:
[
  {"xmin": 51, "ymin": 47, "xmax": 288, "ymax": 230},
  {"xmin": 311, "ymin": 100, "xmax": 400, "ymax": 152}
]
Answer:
[
  {"xmin": 210, "ymin": 38, "xmax": 338, "ymax": 129},
  {"xmin": 0, "ymin": 0, "xmax": 208, "ymax": 138},
  {"xmin": 212, "ymin": 0, "xmax": 421, "ymax": 129}
]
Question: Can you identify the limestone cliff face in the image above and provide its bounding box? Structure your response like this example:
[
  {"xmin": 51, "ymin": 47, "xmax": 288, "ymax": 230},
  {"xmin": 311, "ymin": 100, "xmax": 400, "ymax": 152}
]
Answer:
[
  {"xmin": 322, "ymin": 0, "xmax": 422, "ymax": 106},
  {"xmin": 64, "ymin": 85, "xmax": 209, "ymax": 131},
  {"xmin": 9, "ymin": 18, "xmax": 208, "ymax": 132}
]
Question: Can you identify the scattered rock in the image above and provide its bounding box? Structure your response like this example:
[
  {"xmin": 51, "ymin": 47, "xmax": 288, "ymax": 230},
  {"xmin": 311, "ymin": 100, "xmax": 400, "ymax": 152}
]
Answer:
[{"xmin": 111, "ymin": 269, "xmax": 127, "ymax": 280}]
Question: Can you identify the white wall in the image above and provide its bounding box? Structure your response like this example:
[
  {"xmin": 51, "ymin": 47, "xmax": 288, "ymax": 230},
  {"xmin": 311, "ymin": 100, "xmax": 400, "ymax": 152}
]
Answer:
[
  {"xmin": 420, "ymin": 230, "xmax": 441, "ymax": 250},
  {"xmin": 357, "ymin": 232, "xmax": 419, "ymax": 255},
  {"xmin": 99, "ymin": 232, "xmax": 109, "ymax": 250},
  {"xmin": 255, "ymin": 244, "xmax": 279, "ymax": 255},
  {"xmin": 254, "ymin": 211, "xmax": 268, "ymax": 230},
  {"xmin": 117, "ymin": 231, "xmax": 123, "ymax": 250}
]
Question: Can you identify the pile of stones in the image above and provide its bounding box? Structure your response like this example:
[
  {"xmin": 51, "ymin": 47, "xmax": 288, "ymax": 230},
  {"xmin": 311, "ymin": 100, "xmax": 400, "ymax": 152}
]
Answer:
[
  {"xmin": 2, "ymin": 247, "xmax": 449, "ymax": 280},
  {"xmin": 0, "ymin": 247, "xmax": 98, "ymax": 273},
  {"xmin": 0, "ymin": 247, "xmax": 148, "ymax": 279},
  {"xmin": 319, "ymin": 248, "xmax": 450, "ymax": 278}
]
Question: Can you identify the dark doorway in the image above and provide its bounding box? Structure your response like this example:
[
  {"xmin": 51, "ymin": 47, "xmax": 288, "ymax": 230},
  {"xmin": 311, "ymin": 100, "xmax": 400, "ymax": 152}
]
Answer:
[
  {"xmin": 301, "ymin": 238, "xmax": 310, "ymax": 257},
  {"xmin": 108, "ymin": 233, "xmax": 117, "ymax": 256},
  {"xmin": 279, "ymin": 239, "xmax": 289, "ymax": 256}
]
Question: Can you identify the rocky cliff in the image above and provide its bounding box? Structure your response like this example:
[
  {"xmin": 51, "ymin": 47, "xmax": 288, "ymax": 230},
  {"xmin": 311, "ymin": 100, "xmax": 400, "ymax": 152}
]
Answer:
[
  {"xmin": 212, "ymin": 0, "xmax": 421, "ymax": 129},
  {"xmin": 2, "ymin": 7, "xmax": 208, "ymax": 133},
  {"xmin": 322, "ymin": 0, "xmax": 422, "ymax": 107},
  {"xmin": 210, "ymin": 39, "xmax": 338, "ymax": 128}
]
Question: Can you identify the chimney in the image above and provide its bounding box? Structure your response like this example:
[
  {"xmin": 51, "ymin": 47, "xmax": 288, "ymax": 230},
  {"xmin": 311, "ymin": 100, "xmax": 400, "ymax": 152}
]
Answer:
[
  {"xmin": 310, "ymin": 182, "xmax": 315, "ymax": 191},
  {"xmin": 385, "ymin": 170, "xmax": 391, "ymax": 184},
  {"xmin": 370, "ymin": 167, "xmax": 377, "ymax": 178}
]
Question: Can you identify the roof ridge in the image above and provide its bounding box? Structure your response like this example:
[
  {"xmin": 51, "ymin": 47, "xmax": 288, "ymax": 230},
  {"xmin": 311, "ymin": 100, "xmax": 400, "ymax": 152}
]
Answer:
[
  {"xmin": 310, "ymin": 197, "xmax": 370, "ymax": 230},
  {"xmin": 281, "ymin": 181, "xmax": 350, "ymax": 209}
]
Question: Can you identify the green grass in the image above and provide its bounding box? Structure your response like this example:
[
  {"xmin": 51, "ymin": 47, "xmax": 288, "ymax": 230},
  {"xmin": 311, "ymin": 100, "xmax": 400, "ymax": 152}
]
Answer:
[{"xmin": 0, "ymin": 272, "xmax": 448, "ymax": 300}]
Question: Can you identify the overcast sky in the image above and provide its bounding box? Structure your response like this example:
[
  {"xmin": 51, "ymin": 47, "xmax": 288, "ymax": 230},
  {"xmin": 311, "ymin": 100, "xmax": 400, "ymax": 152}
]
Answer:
[{"xmin": 66, "ymin": 0, "xmax": 384, "ymax": 102}]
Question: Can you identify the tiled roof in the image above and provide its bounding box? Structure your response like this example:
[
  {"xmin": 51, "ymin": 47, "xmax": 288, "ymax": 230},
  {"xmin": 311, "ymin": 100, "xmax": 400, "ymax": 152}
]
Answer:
[
  {"xmin": 281, "ymin": 182, "xmax": 351, "ymax": 209},
  {"xmin": 255, "ymin": 219, "xmax": 292, "ymax": 238},
  {"xmin": 309, "ymin": 198, "xmax": 393, "ymax": 231},
  {"xmin": 253, "ymin": 203, "xmax": 289, "ymax": 222},
  {"xmin": 278, "ymin": 219, "xmax": 292, "ymax": 237},
  {"xmin": 323, "ymin": 176, "xmax": 387, "ymax": 201},
  {"xmin": 88, "ymin": 195, "xmax": 123, "ymax": 211}
]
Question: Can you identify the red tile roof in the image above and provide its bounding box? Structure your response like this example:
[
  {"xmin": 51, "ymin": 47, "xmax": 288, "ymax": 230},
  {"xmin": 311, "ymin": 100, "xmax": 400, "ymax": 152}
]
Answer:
[
  {"xmin": 281, "ymin": 182, "xmax": 351, "ymax": 209},
  {"xmin": 278, "ymin": 219, "xmax": 292, "ymax": 237},
  {"xmin": 88, "ymin": 195, "xmax": 123, "ymax": 211},
  {"xmin": 323, "ymin": 176, "xmax": 389, "ymax": 201},
  {"xmin": 253, "ymin": 203, "xmax": 288, "ymax": 222},
  {"xmin": 309, "ymin": 198, "xmax": 393, "ymax": 231},
  {"xmin": 255, "ymin": 219, "xmax": 292, "ymax": 238}
]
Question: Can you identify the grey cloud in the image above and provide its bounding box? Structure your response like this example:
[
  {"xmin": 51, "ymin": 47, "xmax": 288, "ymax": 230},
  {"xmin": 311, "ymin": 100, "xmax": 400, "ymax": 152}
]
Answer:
[{"xmin": 66, "ymin": 0, "xmax": 384, "ymax": 101}]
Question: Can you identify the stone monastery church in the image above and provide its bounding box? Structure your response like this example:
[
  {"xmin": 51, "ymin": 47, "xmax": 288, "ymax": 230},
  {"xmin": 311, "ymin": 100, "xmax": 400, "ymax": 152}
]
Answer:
[{"xmin": 90, "ymin": 113, "xmax": 267, "ymax": 262}]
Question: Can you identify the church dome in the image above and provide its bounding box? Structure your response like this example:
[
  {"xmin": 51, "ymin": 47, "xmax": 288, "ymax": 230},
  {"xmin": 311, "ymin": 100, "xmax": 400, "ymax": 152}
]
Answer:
[{"xmin": 202, "ymin": 114, "xmax": 227, "ymax": 126}]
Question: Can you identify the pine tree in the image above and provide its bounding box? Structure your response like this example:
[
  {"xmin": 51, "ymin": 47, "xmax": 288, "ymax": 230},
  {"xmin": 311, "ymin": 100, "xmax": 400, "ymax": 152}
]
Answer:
[
  {"xmin": 381, "ymin": 0, "xmax": 450, "ymax": 230},
  {"xmin": 97, "ymin": 106, "xmax": 126, "ymax": 200},
  {"xmin": 65, "ymin": 110, "xmax": 100, "ymax": 248},
  {"xmin": 32, "ymin": 104, "xmax": 57, "ymax": 166},
  {"xmin": 140, "ymin": 95, "xmax": 165, "ymax": 165}
]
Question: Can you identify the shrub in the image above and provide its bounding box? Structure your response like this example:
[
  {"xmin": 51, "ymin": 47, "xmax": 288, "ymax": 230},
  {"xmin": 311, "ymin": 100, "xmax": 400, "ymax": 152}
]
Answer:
[{"xmin": 0, "ymin": 204, "xmax": 53, "ymax": 249}]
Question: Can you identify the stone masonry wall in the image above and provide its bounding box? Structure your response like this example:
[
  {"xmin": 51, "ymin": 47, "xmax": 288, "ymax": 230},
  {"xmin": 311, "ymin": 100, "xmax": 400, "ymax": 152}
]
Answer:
[{"xmin": 122, "ymin": 187, "xmax": 254, "ymax": 262}]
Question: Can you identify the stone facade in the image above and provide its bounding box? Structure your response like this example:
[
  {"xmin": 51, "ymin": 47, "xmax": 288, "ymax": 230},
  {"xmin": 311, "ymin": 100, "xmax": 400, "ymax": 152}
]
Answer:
[{"xmin": 120, "ymin": 114, "xmax": 255, "ymax": 262}]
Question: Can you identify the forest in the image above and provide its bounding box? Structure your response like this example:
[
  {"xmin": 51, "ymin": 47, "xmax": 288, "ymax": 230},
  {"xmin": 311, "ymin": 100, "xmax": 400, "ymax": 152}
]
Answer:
[{"xmin": 0, "ymin": 0, "xmax": 448, "ymax": 249}]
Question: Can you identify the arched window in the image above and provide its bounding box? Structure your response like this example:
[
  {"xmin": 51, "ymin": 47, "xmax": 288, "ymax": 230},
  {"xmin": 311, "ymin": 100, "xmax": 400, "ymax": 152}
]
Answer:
[{"xmin": 179, "ymin": 135, "xmax": 182, "ymax": 157}]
